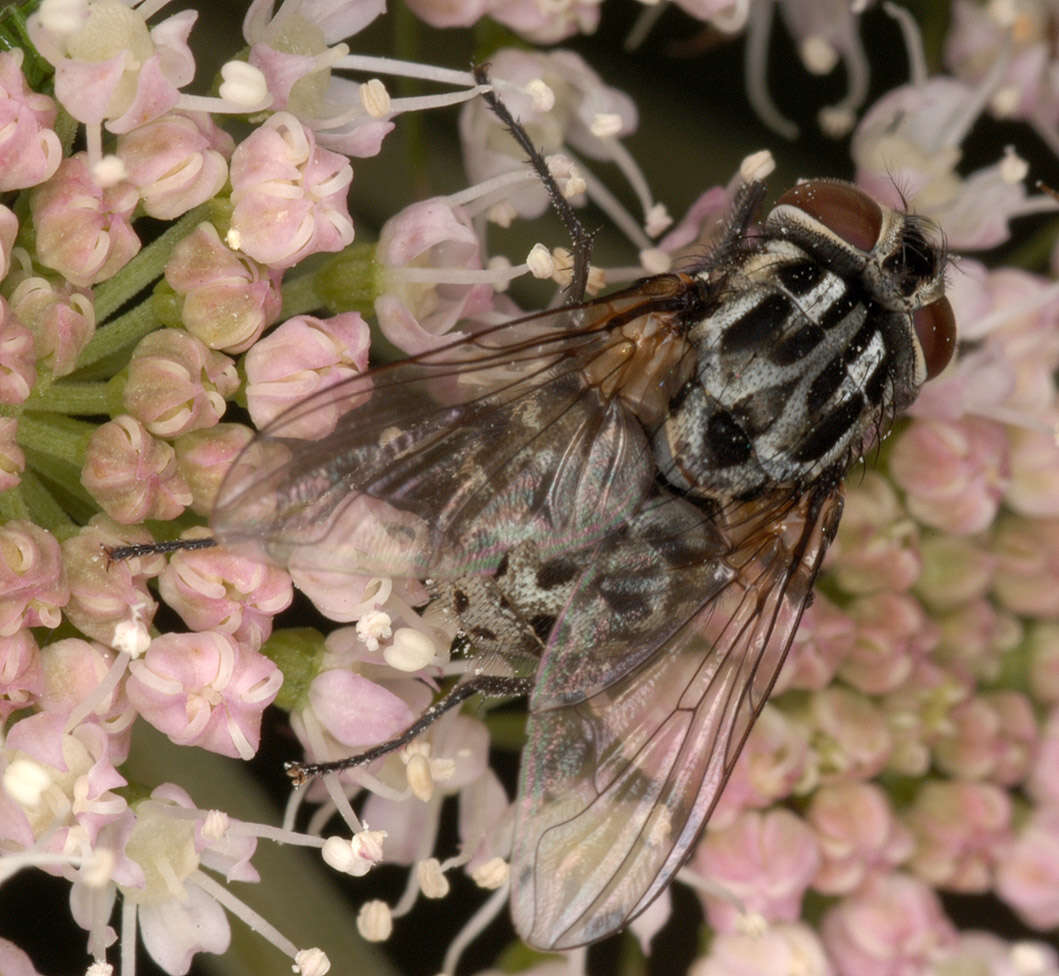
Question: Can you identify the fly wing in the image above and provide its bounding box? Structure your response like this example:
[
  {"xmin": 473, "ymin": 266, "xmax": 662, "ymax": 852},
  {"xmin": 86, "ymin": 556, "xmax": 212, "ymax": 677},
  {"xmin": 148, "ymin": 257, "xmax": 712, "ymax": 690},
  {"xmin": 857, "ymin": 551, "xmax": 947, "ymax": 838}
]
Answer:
[
  {"xmin": 509, "ymin": 485, "xmax": 844, "ymax": 950},
  {"xmin": 210, "ymin": 290, "xmax": 686, "ymax": 578}
]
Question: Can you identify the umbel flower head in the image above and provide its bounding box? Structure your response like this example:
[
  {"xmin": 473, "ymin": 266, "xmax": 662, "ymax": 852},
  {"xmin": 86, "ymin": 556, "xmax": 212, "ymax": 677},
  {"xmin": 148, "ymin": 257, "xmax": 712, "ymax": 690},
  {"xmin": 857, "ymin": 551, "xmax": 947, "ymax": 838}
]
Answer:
[{"xmin": 2, "ymin": 1, "xmax": 1059, "ymax": 975}]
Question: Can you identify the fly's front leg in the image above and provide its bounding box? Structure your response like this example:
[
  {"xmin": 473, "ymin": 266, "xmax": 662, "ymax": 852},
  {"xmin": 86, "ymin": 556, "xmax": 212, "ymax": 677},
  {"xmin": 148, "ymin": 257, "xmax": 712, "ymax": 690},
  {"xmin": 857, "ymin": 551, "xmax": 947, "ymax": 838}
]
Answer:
[{"xmin": 473, "ymin": 63, "xmax": 597, "ymax": 302}]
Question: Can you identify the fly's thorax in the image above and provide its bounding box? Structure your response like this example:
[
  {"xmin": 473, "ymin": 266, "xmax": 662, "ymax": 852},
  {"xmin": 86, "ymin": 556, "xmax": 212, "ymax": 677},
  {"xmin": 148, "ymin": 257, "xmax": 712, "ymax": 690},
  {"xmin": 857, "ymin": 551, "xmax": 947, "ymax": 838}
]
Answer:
[{"xmin": 653, "ymin": 181, "xmax": 955, "ymax": 503}]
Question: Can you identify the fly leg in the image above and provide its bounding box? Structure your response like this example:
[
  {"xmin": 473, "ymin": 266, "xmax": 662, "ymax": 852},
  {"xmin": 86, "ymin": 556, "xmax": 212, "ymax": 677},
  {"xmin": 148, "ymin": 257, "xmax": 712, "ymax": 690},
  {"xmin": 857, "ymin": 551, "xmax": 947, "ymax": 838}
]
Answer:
[
  {"xmin": 285, "ymin": 674, "xmax": 534, "ymax": 787},
  {"xmin": 473, "ymin": 63, "xmax": 597, "ymax": 302}
]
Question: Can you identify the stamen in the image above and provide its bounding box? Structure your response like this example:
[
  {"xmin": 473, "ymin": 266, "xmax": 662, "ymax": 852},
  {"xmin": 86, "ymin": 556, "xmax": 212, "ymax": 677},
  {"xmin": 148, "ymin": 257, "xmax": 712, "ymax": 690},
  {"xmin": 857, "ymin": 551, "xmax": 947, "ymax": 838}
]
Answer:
[
  {"xmin": 356, "ymin": 900, "xmax": 393, "ymax": 941},
  {"xmin": 360, "ymin": 79, "xmax": 391, "ymax": 118}
]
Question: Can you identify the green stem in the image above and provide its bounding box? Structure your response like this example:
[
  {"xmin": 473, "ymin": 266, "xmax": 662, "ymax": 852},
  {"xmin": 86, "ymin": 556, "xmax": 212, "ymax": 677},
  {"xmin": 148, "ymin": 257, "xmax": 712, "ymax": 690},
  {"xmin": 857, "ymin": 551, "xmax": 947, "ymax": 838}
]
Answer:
[
  {"xmin": 278, "ymin": 270, "xmax": 322, "ymax": 320},
  {"xmin": 312, "ymin": 244, "xmax": 379, "ymax": 316},
  {"xmin": 20, "ymin": 445, "xmax": 97, "ymax": 524},
  {"xmin": 0, "ymin": 483, "xmax": 31, "ymax": 522},
  {"xmin": 16, "ymin": 412, "xmax": 95, "ymax": 468},
  {"xmin": 24, "ymin": 380, "xmax": 117, "ymax": 415},
  {"xmin": 92, "ymin": 202, "xmax": 212, "ymax": 322},
  {"xmin": 78, "ymin": 298, "xmax": 163, "ymax": 370},
  {"xmin": 11, "ymin": 469, "xmax": 78, "ymax": 538}
]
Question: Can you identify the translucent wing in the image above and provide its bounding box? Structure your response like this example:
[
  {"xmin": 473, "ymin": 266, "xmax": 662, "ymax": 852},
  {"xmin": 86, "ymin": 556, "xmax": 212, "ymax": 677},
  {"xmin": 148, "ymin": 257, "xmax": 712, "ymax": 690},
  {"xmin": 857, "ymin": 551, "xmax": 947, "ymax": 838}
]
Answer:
[
  {"xmin": 211, "ymin": 277, "xmax": 695, "ymax": 578},
  {"xmin": 509, "ymin": 484, "xmax": 844, "ymax": 949}
]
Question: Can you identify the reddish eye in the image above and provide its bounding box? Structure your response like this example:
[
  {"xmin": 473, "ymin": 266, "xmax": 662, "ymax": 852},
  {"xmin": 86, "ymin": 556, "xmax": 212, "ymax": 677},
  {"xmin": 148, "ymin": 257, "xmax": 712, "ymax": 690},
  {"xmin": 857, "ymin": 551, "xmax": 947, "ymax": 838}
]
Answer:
[
  {"xmin": 776, "ymin": 181, "xmax": 883, "ymax": 253},
  {"xmin": 913, "ymin": 297, "xmax": 956, "ymax": 380}
]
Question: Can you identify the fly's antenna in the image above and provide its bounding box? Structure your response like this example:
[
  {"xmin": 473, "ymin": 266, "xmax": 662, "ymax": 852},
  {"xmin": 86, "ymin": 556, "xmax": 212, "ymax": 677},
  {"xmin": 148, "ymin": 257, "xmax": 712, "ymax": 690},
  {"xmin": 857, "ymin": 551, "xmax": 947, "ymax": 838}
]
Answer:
[
  {"xmin": 108, "ymin": 536, "xmax": 218, "ymax": 561},
  {"xmin": 473, "ymin": 64, "xmax": 597, "ymax": 302}
]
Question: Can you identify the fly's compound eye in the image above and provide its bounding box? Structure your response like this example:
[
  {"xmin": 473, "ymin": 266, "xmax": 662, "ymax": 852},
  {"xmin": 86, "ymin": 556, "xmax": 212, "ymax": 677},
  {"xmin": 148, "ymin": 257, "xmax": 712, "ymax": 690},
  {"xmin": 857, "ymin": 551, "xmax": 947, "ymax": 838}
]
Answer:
[
  {"xmin": 913, "ymin": 296, "xmax": 956, "ymax": 379},
  {"xmin": 776, "ymin": 181, "xmax": 883, "ymax": 253}
]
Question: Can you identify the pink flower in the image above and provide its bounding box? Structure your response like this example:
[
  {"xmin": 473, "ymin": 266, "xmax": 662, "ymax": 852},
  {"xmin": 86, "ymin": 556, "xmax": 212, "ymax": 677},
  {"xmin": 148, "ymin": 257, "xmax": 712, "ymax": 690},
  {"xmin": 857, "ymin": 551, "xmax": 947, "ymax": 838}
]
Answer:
[
  {"xmin": 808, "ymin": 782, "xmax": 913, "ymax": 895},
  {"xmin": 307, "ymin": 667, "xmax": 417, "ymax": 755},
  {"xmin": 693, "ymin": 808, "xmax": 820, "ymax": 932},
  {"xmin": 1006, "ymin": 425, "xmax": 1059, "ymax": 518},
  {"xmin": 0, "ymin": 305, "xmax": 36, "ymax": 404},
  {"xmin": 881, "ymin": 662, "xmax": 970, "ymax": 777},
  {"xmin": 933, "ymin": 932, "xmax": 1059, "ymax": 976},
  {"xmin": 164, "ymin": 222, "xmax": 282, "ymax": 352},
  {"xmin": 375, "ymin": 198, "xmax": 494, "ymax": 355},
  {"xmin": 36, "ymin": 637, "xmax": 134, "ymax": 762},
  {"xmin": 6, "ymin": 272, "xmax": 95, "ymax": 378},
  {"xmin": 0, "ymin": 938, "xmax": 46, "ymax": 976},
  {"xmin": 81, "ymin": 415, "xmax": 192, "ymax": 523},
  {"xmin": 244, "ymin": 312, "xmax": 370, "ymax": 435},
  {"xmin": 0, "ymin": 49, "xmax": 61, "ymax": 190},
  {"xmin": 782, "ymin": 594, "xmax": 855, "ymax": 691},
  {"xmin": 460, "ymin": 49, "xmax": 637, "ymax": 221},
  {"xmin": 158, "ymin": 543, "xmax": 293, "ymax": 651},
  {"xmin": 914, "ymin": 535, "xmax": 994, "ymax": 611},
  {"xmin": 117, "ymin": 784, "xmax": 247, "ymax": 971},
  {"xmin": 829, "ymin": 473, "xmax": 921, "ymax": 595},
  {"xmin": 889, "ymin": 417, "xmax": 1009, "ymax": 535},
  {"xmin": 30, "ymin": 154, "xmax": 139, "ymax": 287},
  {"xmin": 933, "ymin": 691, "xmax": 1038, "ymax": 785},
  {"xmin": 711, "ymin": 705, "xmax": 809, "ymax": 828},
  {"xmin": 0, "ymin": 521, "xmax": 68, "ymax": 636},
  {"xmin": 691, "ymin": 923, "xmax": 833, "ymax": 976},
  {"xmin": 806, "ymin": 687, "xmax": 893, "ymax": 783},
  {"xmin": 996, "ymin": 804, "xmax": 1059, "ymax": 929},
  {"xmin": 916, "ymin": 266, "xmax": 1059, "ymax": 424},
  {"xmin": 228, "ymin": 112, "xmax": 354, "ymax": 269},
  {"xmin": 0, "ymin": 416, "xmax": 25, "ymax": 492},
  {"xmin": 244, "ymin": 0, "xmax": 393, "ymax": 157},
  {"xmin": 28, "ymin": 0, "xmax": 196, "ymax": 133},
  {"xmin": 484, "ymin": 0, "xmax": 599, "ymax": 43},
  {"xmin": 126, "ymin": 631, "xmax": 282, "ymax": 759},
  {"xmin": 288, "ymin": 563, "xmax": 429, "ymax": 625},
  {"xmin": 904, "ymin": 780, "xmax": 1012, "ymax": 892},
  {"xmin": 60, "ymin": 516, "xmax": 162, "ymax": 653},
  {"xmin": 852, "ymin": 76, "xmax": 1050, "ymax": 250},
  {"xmin": 174, "ymin": 423, "xmax": 255, "ymax": 515},
  {"xmin": 117, "ymin": 110, "xmax": 232, "ymax": 219},
  {"xmin": 839, "ymin": 592, "xmax": 938, "ymax": 695},
  {"xmin": 4, "ymin": 710, "xmax": 128, "ymax": 845},
  {"xmin": 124, "ymin": 328, "xmax": 238, "ymax": 438},
  {"xmin": 1029, "ymin": 624, "xmax": 1059, "ymax": 705},
  {"xmin": 359, "ymin": 711, "xmax": 490, "ymax": 861},
  {"xmin": 991, "ymin": 516, "xmax": 1059, "ymax": 620},
  {"xmin": 945, "ymin": 0, "xmax": 1059, "ymax": 139},
  {"xmin": 0, "ymin": 630, "xmax": 42, "ymax": 721},
  {"xmin": 933, "ymin": 599, "xmax": 1020, "ymax": 685},
  {"xmin": 820, "ymin": 873, "xmax": 957, "ymax": 975},
  {"xmin": 1027, "ymin": 706, "xmax": 1059, "ymax": 807}
]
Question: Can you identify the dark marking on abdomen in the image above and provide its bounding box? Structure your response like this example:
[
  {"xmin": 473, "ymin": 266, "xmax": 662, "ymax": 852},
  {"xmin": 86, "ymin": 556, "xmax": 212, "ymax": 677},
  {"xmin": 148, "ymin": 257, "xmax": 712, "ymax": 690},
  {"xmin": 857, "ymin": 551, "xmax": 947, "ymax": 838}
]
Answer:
[
  {"xmin": 721, "ymin": 293, "xmax": 791, "ymax": 352},
  {"xmin": 795, "ymin": 394, "xmax": 864, "ymax": 462}
]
